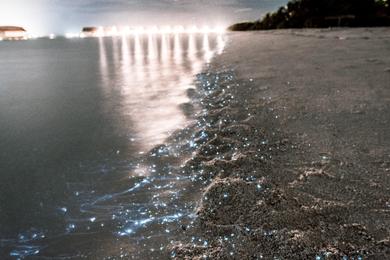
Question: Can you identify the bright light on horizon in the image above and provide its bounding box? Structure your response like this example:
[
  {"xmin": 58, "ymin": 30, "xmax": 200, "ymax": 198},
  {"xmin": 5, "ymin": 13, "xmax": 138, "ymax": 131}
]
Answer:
[
  {"xmin": 0, "ymin": 1, "xmax": 228, "ymax": 38},
  {"xmin": 0, "ymin": 0, "xmax": 263, "ymax": 36},
  {"xmin": 0, "ymin": 24, "xmax": 225, "ymax": 41},
  {"xmin": 75, "ymin": 25, "xmax": 226, "ymax": 39}
]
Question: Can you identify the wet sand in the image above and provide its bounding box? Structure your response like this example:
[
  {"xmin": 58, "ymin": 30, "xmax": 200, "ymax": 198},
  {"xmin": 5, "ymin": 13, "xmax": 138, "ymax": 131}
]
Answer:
[{"xmin": 171, "ymin": 28, "xmax": 390, "ymax": 258}]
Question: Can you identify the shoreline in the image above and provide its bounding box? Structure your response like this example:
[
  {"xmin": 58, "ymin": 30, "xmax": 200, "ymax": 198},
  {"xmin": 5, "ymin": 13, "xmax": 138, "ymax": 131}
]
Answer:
[{"xmin": 171, "ymin": 28, "xmax": 390, "ymax": 258}]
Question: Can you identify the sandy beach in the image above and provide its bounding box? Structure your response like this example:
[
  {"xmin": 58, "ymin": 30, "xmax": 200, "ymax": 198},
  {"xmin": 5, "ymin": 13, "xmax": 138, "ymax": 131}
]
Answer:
[{"xmin": 171, "ymin": 28, "xmax": 390, "ymax": 258}]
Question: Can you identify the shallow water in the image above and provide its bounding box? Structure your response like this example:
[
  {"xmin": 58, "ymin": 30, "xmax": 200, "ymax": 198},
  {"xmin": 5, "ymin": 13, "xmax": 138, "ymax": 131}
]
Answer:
[{"xmin": 0, "ymin": 33, "xmax": 225, "ymax": 259}]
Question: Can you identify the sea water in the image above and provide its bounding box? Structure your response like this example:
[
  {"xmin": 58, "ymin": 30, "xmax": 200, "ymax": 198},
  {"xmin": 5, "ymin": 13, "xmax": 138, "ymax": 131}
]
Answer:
[{"xmin": 0, "ymin": 33, "xmax": 225, "ymax": 259}]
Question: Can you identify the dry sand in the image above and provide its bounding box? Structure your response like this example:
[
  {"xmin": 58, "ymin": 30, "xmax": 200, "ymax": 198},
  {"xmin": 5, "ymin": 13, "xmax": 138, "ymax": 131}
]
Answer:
[{"xmin": 171, "ymin": 28, "xmax": 390, "ymax": 259}]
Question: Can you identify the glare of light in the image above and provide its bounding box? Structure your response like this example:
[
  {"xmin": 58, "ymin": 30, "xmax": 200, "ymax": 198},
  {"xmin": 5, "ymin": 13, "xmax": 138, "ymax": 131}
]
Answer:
[
  {"xmin": 214, "ymin": 26, "xmax": 226, "ymax": 34},
  {"xmin": 174, "ymin": 33, "xmax": 182, "ymax": 64},
  {"xmin": 188, "ymin": 34, "xmax": 196, "ymax": 53},
  {"xmin": 148, "ymin": 26, "xmax": 159, "ymax": 34},
  {"xmin": 121, "ymin": 26, "xmax": 131, "ymax": 36},
  {"xmin": 160, "ymin": 26, "xmax": 172, "ymax": 34},
  {"xmin": 203, "ymin": 34, "xmax": 210, "ymax": 53},
  {"xmin": 111, "ymin": 36, "xmax": 120, "ymax": 65},
  {"xmin": 65, "ymin": 33, "xmax": 79, "ymax": 39},
  {"xmin": 173, "ymin": 25, "xmax": 185, "ymax": 34},
  {"xmin": 134, "ymin": 34, "xmax": 143, "ymax": 65},
  {"xmin": 121, "ymin": 34, "xmax": 130, "ymax": 65},
  {"xmin": 110, "ymin": 26, "xmax": 118, "ymax": 36},
  {"xmin": 203, "ymin": 34, "xmax": 213, "ymax": 63},
  {"xmin": 49, "ymin": 34, "xmax": 56, "ymax": 40},
  {"xmin": 98, "ymin": 36, "xmax": 109, "ymax": 87},
  {"xmin": 160, "ymin": 33, "xmax": 169, "ymax": 61},
  {"xmin": 133, "ymin": 26, "xmax": 145, "ymax": 35},
  {"xmin": 97, "ymin": 26, "xmax": 105, "ymax": 37},
  {"xmin": 188, "ymin": 25, "xmax": 199, "ymax": 34},
  {"xmin": 148, "ymin": 33, "xmax": 157, "ymax": 60},
  {"xmin": 217, "ymin": 34, "xmax": 226, "ymax": 55},
  {"xmin": 77, "ymin": 25, "xmax": 226, "ymax": 39},
  {"xmin": 201, "ymin": 26, "xmax": 211, "ymax": 34}
]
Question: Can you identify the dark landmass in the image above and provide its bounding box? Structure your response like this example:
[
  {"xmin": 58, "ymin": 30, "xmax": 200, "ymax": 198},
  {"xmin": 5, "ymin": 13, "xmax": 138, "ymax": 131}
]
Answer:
[
  {"xmin": 229, "ymin": 0, "xmax": 390, "ymax": 31},
  {"xmin": 0, "ymin": 26, "xmax": 27, "ymax": 41},
  {"xmin": 82, "ymin": 27, "xmax": 98, "ymax": 33},
  {"xmin": 170, "ymin": 28, "xmax": 390, "ymax": 259},
  {"xmin": 0, "ymin": 26, "xmax": 26, "ymax": 32}
]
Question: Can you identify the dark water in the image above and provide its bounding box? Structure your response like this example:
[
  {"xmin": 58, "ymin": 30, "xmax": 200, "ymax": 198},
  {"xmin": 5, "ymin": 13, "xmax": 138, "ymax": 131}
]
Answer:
[{"xmin": 0, "ymin": 33, "xmax": 225, "ymax": 259}]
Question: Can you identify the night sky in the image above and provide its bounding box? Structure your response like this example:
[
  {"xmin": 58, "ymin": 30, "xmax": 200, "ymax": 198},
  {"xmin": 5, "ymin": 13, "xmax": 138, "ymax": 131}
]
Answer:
[{"xmin": 0, "ymin": 0, "xmax": 288, "ymax": 35}]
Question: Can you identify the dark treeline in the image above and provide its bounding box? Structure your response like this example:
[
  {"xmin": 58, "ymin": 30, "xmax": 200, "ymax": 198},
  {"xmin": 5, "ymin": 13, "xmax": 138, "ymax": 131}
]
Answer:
[{"xmin": 229, "ymin": 0, "xmax": 390, "ymax": 31}]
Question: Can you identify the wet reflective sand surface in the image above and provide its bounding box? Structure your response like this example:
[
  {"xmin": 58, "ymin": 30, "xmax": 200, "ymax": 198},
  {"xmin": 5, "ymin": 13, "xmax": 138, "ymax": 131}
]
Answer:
[
  {"xmin": 0, "ymin": 33, "xmax": 225, "ymax": 259},
  {"xmin": 170, "ymin": 29, "xmax": 390, "ymax": 259}
]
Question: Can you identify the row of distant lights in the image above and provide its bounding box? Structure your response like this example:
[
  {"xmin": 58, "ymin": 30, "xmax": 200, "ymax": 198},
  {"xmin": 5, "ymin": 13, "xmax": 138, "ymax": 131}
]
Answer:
[
  {"xmin": 66, "ymin": 25, "xmax": 226, "ymax": 39},
  {"xmin": 0, "ymin": 25, "xmax": 225, "ymax": 41}
]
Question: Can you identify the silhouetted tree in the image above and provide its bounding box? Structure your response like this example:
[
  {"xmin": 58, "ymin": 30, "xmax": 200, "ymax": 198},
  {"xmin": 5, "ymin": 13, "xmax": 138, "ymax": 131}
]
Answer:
[{"xmin": 228, "ymin": 0, "xmax": 390, "ymax": 31}]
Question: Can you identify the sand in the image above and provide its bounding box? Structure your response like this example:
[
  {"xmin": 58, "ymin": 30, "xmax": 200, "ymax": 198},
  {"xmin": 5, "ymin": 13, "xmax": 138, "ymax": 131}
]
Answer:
[{"xmin": 171, "ymin": 28, "xmax": 390, "ymax": 259}]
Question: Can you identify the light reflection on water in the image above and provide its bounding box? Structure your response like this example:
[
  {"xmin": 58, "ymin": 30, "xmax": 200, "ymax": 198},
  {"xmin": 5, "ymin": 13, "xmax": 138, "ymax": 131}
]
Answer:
[
  {"xmin": 99, "ymin": 33, "xmax": 224, "ymax": 153},
  {"xmin": 0, "ymin": 33, "xmax": 225, "ymax": 259}
]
